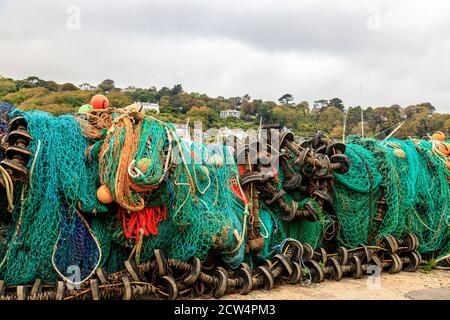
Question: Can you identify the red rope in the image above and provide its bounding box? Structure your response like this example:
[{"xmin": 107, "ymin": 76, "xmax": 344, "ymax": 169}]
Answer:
[
  {"xmin": 119, "ymin": 206, "xmax": 167, "ymax": 240},
  {"xmin": 230, "ymin": 183, "xmax": 249, "ymax": 205}
]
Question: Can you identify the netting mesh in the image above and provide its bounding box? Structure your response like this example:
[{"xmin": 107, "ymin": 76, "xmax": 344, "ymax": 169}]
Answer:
[
  {"xmin": 0, "ymin": 106, "xmax": 448, "ymax": 285},
  {"xmin": 139, "ymin": 141, "xmax": 245, "ymax": 264},
  {"xmin": 333, "ymin": 136, "xmax": 450, "ymax": 255},
  {"xmin": 98, "ymin": 116, "xmax": 171, "ymax": 212},
  {"xmin": 411, "ymin": 140, "xmax": 449, "ymax": 253},
  {"xmin": 0, "ymin": 110, "xmax": 104, "ymax": 285}
]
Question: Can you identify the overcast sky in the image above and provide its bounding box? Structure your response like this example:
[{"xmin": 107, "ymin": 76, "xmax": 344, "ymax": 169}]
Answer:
[{"xmin": 0, "ymin": 0, "xmax": 449, "ymax": 113}]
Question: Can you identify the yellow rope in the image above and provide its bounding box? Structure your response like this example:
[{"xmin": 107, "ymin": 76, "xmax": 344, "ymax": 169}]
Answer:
[
  {"xmin": 224, "ymin": 174, "xmax": 250, "ymax": 254},
  {"xmin": 0, "ymin": 166, "xmax": 14, "ymax": 213}
]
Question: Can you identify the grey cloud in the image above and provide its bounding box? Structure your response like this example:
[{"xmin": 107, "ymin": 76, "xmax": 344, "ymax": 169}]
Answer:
[{"xmin": 0, "ymin": 0, "xmax": 449, "ymax": 113}]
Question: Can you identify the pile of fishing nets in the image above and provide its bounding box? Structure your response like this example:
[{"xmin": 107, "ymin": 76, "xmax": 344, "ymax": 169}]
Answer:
[
  {"xmin": 0, "ymin": 110, "xmax": 105, "ymax": 285},
  {"xmin": 0, "ymin": 101, "xmax": 448, "ymax": 288},
  {"xmin": 332, "ymin": 135, "xmax": 450, "ymax": 260}
]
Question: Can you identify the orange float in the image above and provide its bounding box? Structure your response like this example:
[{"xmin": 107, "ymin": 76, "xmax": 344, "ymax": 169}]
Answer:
[
  {"xmin": 431, "ymin": 131, "xmax": 445, "ymax": 141},
  {"xmin": 441, "ymin": 143, "xmax": 450, "ymax": 156},
  {"xmin": 434, "ymin": 142, "xmax": 450, "ymax": 156},
  {"xmin": 90, "ymin": 94, "xmax": 109, "ymax": 109},
  {"xmin": 97, "ymin": 184, "xmax": 114, "ymax": 204}
]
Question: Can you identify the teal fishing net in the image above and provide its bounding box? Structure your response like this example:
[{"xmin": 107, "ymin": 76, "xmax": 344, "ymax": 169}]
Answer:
[
  {"xmin": 0, "ymin": 110, "xmax": 105, "ymax": 285},
  {"xmin": 0, "ymin": 106, "xmax": 448, "ymax": 286},
  {"xmin": 139, "ymin": 141, "xmax": 246, "ymax": 266},
  {"xmin": 332, "ymin": 136, "xmax": 450, "ymax": 255}
]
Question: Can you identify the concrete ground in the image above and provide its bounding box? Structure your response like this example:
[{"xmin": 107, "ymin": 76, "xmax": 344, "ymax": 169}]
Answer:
[{"xmin": 220, "ymin": 270, "xmax": 450, "ymax": 300}]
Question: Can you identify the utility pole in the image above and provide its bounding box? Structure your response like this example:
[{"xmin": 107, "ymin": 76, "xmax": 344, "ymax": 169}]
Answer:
[
  {"xmin": 360, "ymin": 84, "xmax": 364, "ymax": 138},
  {"xmin": 361, "ymin": 106, "xmax": 365, "ymax": 138},
  {"xmin": 342, "ymin": 107, "xmax": 348, "ymax": 143}
]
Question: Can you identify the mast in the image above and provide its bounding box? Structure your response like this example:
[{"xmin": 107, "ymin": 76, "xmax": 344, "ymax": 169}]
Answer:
[
  {"xmin": 361, "ymin": 107, "xmax": 364, "ymax": 138},
  {"xmin": 342, "ymin": 107, "xmax": 347, "ymax": 143}
]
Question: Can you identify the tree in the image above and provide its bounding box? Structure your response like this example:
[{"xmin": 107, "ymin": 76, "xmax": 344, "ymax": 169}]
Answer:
[
  {"xmin": 157, "ymin": 87, "xmax": 172, "ymax": 100},
  {"xmin": 317, "ymin": 106, "xmax": 344, "ymax": 135},
  {"xmin": 328, "ymin": 98, "xmax": 344, "ymax": 112},
  {"xmin": 242, "ymin": 94, "xmax": 251, "ymax": 102},
  {"xmin": 186, "ymin": 106, "xmax": 218, "ymax": 129},
  {"xmin": 0, "ymin": 77, "xmax": 17, "ymax": 96},
  {"xmin": 217, "ymin": 101, "xmax": 231, "ymax": 112},
  {"xmin": 240, "ymin": 101, "xmax": 256, "ymax": 116},
  {"xmin": 43, "ymin": 81, "xmax": 59, "ymax": 92},
  {"xmin": 346, "ymin": 106, "xmax": 363, "ymax": 126},
  {"xmin": 171, "ymin": 92, "xmax": 194, "ymax": 113},
  {"xmin": 0, "ymin": 74, "xmax": 448, "ymax": 139},
  {"xmin": 229, "ymin": 96, "xmax": 243, "ymax": 108},
  {"xmin": 54, "ymin": 93, "xmax": 85, "ymax": 107},
  {"xmin": 295, "ymin": 101, "xmax": 310, "ymax": 115},
  {"xmin": 17, "ymin": 76, "xmax": 54, "ymax": 91},
  {"xmin": 60, "ymin": 83, "xmax": 79, "ymax": 91},
  {"xmin": 273, "ymin": 105, "xmax": 298, "ymax": 129},
  {"xmin": 416, "ymin": 102, "xmax": 435, "ymax": 114},
  {"xmin": 159, "ymin": 95, "xmax": 171, "ymax": 110},
  {"xmin": 313, "ymin": 99, "xmax": 328, "ymax": 110},
  {"xmin": 129, "ymin": 88, "xmax": 158, "ymax": 103},
  {"xmin": 255, "ymin": 101, "xmax": 276, "ymax": 123},
  {"xmin": 278, "ymin": 94, "xmax": 294, "ymax": 105},
  {"xmin": 25, "ymin": 76, "xmax": 41, "ymax": 85},
  {"xmin": 106, "ymin": 90, "xmax": 133, "ymax": 108},
  {"xmin": 171, "ymin": 84, "xmax": 183, "ymax": 96},
  {"xmin": 98, "ymin": 79, "xmax": 115, "ymax": 92},
  {"xmin": 2, "ymin": 87, "xmax": 49, "ymax": 106},
  {"xmin": 15, "ymin": 80, "xmax": 34, "ymax": 90}
]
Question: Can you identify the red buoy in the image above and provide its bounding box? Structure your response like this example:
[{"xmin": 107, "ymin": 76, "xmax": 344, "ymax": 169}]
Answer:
[{"xmin": 90, "ymin": 94, "xmax": 109, "ymax": 109}]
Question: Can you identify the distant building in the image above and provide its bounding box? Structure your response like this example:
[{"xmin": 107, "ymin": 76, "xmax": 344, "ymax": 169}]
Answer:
[
  {"xmin": 79, "ymin": 83, "xmax": 97, "ymax": 91},
  {"xmin": 217, "ymin": 127, "xmax": 247, "ymax": 141},
  {"xmin": 220, "ymin": 109, "xmax": 241, "ymax": 119},
  {"xmin": 135, "ymin": 101, "xmax": 160, "ymax": 113}
]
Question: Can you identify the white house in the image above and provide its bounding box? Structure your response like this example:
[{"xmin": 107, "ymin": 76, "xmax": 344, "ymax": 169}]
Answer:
[
  {"xmin": 135, "ymin": 102, "xmax": 160, "ymax": 113},
  {"xmin": 79, "ymin": 83, "xmax": 97, "ymax": 91},
  {"xmin": 216, "ymin": 127, "xmax": 247, "ymax": 141},
  {"xmin": 220, "ymin": 109, "xmax": 241, "ymax": 119}
]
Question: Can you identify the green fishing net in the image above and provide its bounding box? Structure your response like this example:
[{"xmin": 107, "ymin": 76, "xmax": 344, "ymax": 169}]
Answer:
[
  {"xmin": 332, "ymin": 136, "xmax": 450, "ymax": 255},
  {"xmin": 138, "ymin": 140, "xmax": 246, "ymax": 266},
  {"xmin": 0, "ymin": 110, "xmax": 105, "ymax": 285},
  {"xmin": 0, "ymin": 107, "xmax": 448, "ymax": 286}
]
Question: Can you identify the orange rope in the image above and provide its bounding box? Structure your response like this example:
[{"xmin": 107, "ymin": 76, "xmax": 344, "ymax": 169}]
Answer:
[{"xmin": 119, "ymin": 206, "xmax": 167, "ymax": 240}]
